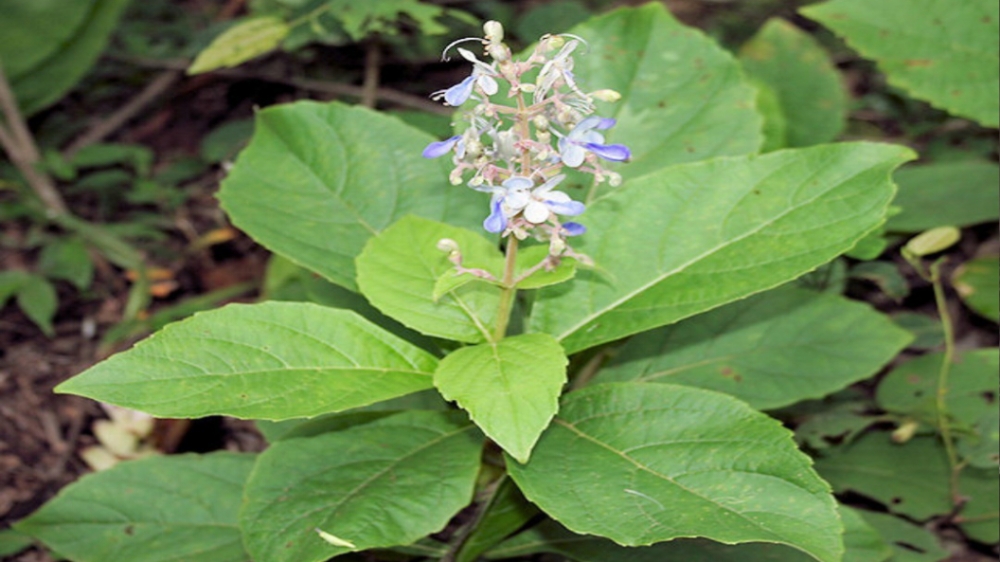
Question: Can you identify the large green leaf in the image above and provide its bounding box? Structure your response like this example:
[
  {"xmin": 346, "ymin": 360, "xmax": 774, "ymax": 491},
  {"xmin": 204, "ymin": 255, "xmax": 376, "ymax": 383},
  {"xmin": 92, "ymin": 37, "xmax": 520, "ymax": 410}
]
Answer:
[
  {"xmin": 507, "ymin": 383, "xmax": 842, "ymax": 562},
  {"xmin": 5, "ymin": 0, "xmax": 131, "ymax": 115},
  {"xmin": 815, "ymin": 432, "xmax": 1000, "ymax": 541},
  {"xmin": 487, "ymin": 505, "xmax": 889, "ymax": 562},
  {"xmin": 434, "ymin": 333, "xmax": 567, "ymax": 462},
  {"xmin": 564, "ymin": 3, "xmax": 762, "ymax": 185},
  {"xmin": 886, "ymin": 161, "xmax": 1000, "ymax": 232},
  {"xmin": 356, "ymin": 215, "xmax": 503, "ymax": 343},
  {"xmin": 15, "ymin": 453, "xmax": 254, "ymax": 562},
  {"xmin": 739, "ymin": 18, "xmax": 847, "ymax": 148},
  {"xmin": 595, "ymin": 286, "xmax": 912, "ymax": 409},
  {"xmin": 239, "ymin": 410, "xmax": 482, "ymax": 562},
  {"xmin": 801, "ymin": 0, "xmax": 1000, "ymax": 127},
  {"xmin": 218, "ymin": 101, "xmax": 483, "ymax": 291},
  {"xmin": 56, "ymin": 301, "xmax": 438, "ymax": 420},
  {"xmin": 0, "ymin": 0, "xmax": 91, "ymax": 78},
  {"xmin": 528, "ymin": 142, "xmax": 915, "ymax": 354}
]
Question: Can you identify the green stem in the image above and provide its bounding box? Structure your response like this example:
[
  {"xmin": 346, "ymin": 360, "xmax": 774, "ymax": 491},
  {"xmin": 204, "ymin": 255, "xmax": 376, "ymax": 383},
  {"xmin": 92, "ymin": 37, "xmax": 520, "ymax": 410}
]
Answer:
[
  {"xmin": 493, "ymin": 237, "xmax": 519, "ymax": 341},
  {"xmin": 930, "ymin": 259, "xmax": 962, "ymax": 503}
]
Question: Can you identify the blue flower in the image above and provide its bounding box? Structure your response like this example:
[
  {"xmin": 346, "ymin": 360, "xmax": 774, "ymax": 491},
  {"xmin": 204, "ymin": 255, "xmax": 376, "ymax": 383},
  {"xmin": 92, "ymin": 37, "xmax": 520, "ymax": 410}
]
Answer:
[
  {"xmin": 479, "ymin": 175, "xmax": 585, "ymax": 233},
  {"xmin": 431, "ymin": 48, "xmax": 498, "ymax": 107},
  {"xmin": 422, "ymin": 135, "xmax": 461, "ymax": 158},
  {"xmin": 558, "ymin": 116, "xmax": 631, "ymax": 167}
]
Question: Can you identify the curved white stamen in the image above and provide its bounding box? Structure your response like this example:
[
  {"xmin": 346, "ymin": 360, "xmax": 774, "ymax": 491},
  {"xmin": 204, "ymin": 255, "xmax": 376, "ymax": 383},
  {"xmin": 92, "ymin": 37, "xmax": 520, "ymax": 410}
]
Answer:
[
  {"xmin": 557, "ymin": 33, "xmax": 590, "ymax": 53},
  {"xmin": 441, "ymin": 37, "xmax": 484, "ymax": 61}
]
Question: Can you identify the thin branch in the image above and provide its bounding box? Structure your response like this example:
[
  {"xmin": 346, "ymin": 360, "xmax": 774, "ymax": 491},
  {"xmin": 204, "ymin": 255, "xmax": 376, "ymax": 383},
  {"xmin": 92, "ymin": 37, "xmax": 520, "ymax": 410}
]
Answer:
[
  {"xmin": 361, "ymin": 39, "xmax": 382, "ymax": 109},
  {"xmin": 63, "ymin": 70, "xmax": 183, "ymax": 159},
  {"xmin": 0, "ymin": 62, "xmax": 69, "ymax": 217},
  {"xmin": 109, "ymin": 54, "xmax": 452, "ymax": 115}
]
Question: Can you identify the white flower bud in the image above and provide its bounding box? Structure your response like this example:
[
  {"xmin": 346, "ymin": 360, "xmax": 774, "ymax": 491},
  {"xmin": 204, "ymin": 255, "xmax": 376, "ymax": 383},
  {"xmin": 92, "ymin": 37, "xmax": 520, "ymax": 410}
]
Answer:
[
  {"xmin": 536, "ymin": 131, "xmax": 551, "ymax": 146},
  {"xmin": 589, "ymin": 89, "xmax": 622, "ymax": 102},
  {"xmin": 468, "ymin": 175, "xmax": 484, "ymax": 187},
  {"xmin": 608, "ymin": 171, "xmax": 622, "ymax": 187},
  {"xmin": 487, "ymin": 43, "xmax": 510, "ymax": 62},
  {"xmin": 449, "ymin": 168, "xmax": 464, "ymax": 185},
  {"xmin": 520, "ymin": 83, "xmax": 536, "ymax": 93},
  {"xmin": 437, "ymin": 238, "xmax": 460, "ymax": 253},
  {"xmin": 532, "ymin": 115, "xmax": 550, "ymax": 130},
  {"xmin": 484, "ymin": 21, "xmax": 504, "ymax": 43}
]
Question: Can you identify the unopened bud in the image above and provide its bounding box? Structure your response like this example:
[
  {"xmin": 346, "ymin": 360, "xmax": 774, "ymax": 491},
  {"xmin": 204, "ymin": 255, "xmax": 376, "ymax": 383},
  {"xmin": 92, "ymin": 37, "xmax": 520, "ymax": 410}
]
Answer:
[
  {"xmin": 536, "ymin": 131, "xmax": 551, "ymax": 146},
  {"xmin": 449, "ymin": 168, "xmax": 464, "ymax": 185},
  {"xmin": 532, "ymin": 115, "xmax": 550, "ymax": 130},
  {"xmin": 590, "ymin": 89, "xmax": 622, "ymax": 102},
  {"xmin": 468, "ymin": 175, "xmax": 484, "ymax": 187},
  {"xmin": 487, "ymin": 43, "xmax": 510, "ymax": 62},
  {"xmin": 437, "ymin": 238, "xmax": 460, "ymax": 253},
  {"xmin": 607, "ymin": 171, "xmax": 622, "ymax": 187},
  {"xmin": 892, "ymin": 420, "xmax": 919, "ymax": 443},
  {"xmin": 484, "ymin": 21, "xmax": 504, "ymax": 43}
]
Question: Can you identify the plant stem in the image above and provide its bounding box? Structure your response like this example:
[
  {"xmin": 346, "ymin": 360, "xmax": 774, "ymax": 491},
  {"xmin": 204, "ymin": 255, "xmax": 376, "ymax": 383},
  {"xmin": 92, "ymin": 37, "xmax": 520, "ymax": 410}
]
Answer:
[
  {"xmin": 360, "ymin": 39, "xmax": 381, "ymax": 109},
  {"xmin": 930, "ymin": 259, "xmax": 962, "ymax": 503},
  {"xmin": 0, "ymin": 62, "xmax": 69, "ymax": 217},
  {"xmin": 492, "ymin": 237, "xmax": 520, "ymax": 341}
]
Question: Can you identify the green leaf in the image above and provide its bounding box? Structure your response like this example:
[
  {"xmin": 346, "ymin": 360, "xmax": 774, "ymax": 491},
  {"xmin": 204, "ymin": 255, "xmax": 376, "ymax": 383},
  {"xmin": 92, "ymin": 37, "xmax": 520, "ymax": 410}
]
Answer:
[
  {"xmin": 876, "ymin": 349, "xmax": 998, "ymax": 429},
  {"xmin": 514, "ymin": 244, "xmax": 576, "ymax": 290},
  {"xmin": 886, "ymin": 161, "xmax": 1000, "ymax": 232},
  {"xmin": 0, "ymin": 529, "xmax": 33, "ymax": 558},
  {"xmin": 817, "ymin": 434, "xmax": 1000, "ymax": 542},
  {"xmin": 529, "ymin": 142, "xmax": 916, "ymax": 354},
  {"xmin": 876, "ymin": 349, "xmax": 999, "ymax": 469},
  {"xmin": 188, "ymin": 17, "xmax": 290, "ymax": 74},
  {"xmin": 564, "ymin": 3, "xmax": 762, "ymax": 186},
  {"xmin": 739, "ymin": 19, "xmax": 847, "ymax": 148},
  {"xmin": 954, "ymin": 256, "xmax": 999, "ymax": 322},
  {"xmin": 855, "ymin": 511, "xmax": 948, "ymax": 562},
  {"xmin": 801, "ymin": 0, "xmax": 1000, "ymax": 127},
  {"xmin": 849, "ymin": 261, "xmax": 909, "ymax": 301},
  {"xmin": 56, "ymin": 301, "xmax": 438, "ymax": 420},
  {"xmin": 39, "ymin": 238, "xmax": 94, "ymax": 290},
  {"xmin": 15, "ymin": 452, "xmax": 254, "ymax": 562},
  {"xmin": 434, "ymin": 333, "xmax": 567, "ymax": 462},
  {"xmin": 239, "ymin": 411, "xmax": 483, "ymax": 562},
  {"xmin": 263, "ymin": 254, "xmax": 438, "ymax": 351},
  {"xmin": 5, "ymin": 0, "xmax": 131, "ymax": 115},
  {"xmin": 0, "ymin": 270, "xmax": 31, "ymax": 309},
  {"xmin": 595, "ymin": 286, "xmax": 912, "ymax": 409},
  {"xmin": 17, "ymin": 275, "xmax": 58, "ymax": 336},
  {"xmin": 507, "ymin": 383, "xmax": 842, "ymax": 562},
  {"xmin": 0, "ymin": 0, "xmax": 92, "ymax": 78},
  {"xmin": 750, "ymin": 80, "xmax": 788, "ymax": 152},
  {"xmin": 891, "ymin": 312, "xmax": 944, "ymax": 350},
  {"xmin": 218, "ymin": 101, "xmax": 482, "ymax": 291},
  {"xmin": 356, "ymin": 215, "xmax": 502, "ymax": 343}
]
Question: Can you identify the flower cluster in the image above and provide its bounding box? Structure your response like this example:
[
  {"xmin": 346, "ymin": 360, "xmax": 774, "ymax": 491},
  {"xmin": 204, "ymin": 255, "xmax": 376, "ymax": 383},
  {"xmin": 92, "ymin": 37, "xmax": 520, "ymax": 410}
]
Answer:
[{"xmin": 423, "ymin": 21, "xmax": 630, "ymax": 265}]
